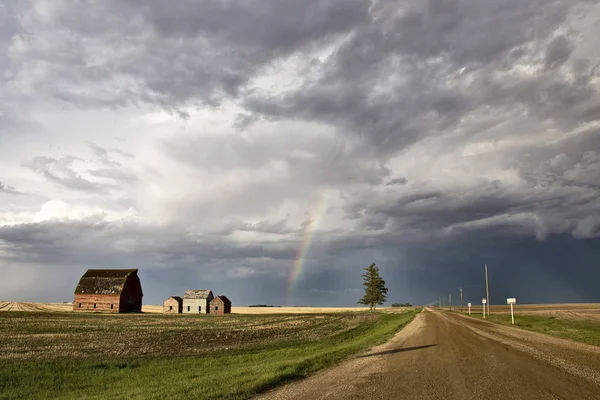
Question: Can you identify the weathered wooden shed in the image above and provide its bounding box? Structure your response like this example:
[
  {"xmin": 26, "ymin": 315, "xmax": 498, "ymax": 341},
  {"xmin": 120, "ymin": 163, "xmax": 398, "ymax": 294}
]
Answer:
[
  {"xmin": 182, "ymin": 290, "xmax": 214, "ymax": 314},
  {"xmin": 210, "ymin": 296, "xmax": 232, "ymax": 315},
  {"xmin": 73, "ymin": 269, "xmax": 143, "ymax": 313},
  {"xmin": 163, "ymin": 296, "xmax": 183, "ymax": 314}
]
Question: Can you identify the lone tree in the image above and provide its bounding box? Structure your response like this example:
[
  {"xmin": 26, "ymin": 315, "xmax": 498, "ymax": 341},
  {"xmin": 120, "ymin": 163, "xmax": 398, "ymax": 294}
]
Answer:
[{"xmin": 358, "ymin": 263, "xmax": 388, "ymax": 312}]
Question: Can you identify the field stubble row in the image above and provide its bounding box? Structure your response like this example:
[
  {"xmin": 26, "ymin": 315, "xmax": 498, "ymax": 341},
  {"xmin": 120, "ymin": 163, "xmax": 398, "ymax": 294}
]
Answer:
[{"xmin": 0, "ymin": 311, "xmax": 380, "ymax": 360}]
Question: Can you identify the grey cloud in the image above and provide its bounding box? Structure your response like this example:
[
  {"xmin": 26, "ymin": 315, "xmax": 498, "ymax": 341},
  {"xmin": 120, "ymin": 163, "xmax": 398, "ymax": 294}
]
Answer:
[
  {"xmin": 161, "ymin": 129, "xmax": 390, "ymax": 218},
  {"xmin": 89, "ymin": 143, "xmax": 108, "ymax": 158},
  {"xmin": 545, "ymin": 35, "xmax": 574, "ymax": 69},
  {"xmin": 214, "ymin": 218, "xmax": 295, "ymax": 236},
  {"xmin": 0, "ymin": 181, "xmax": 20, "ymax": 195},
  {"xmin": 385, "ymin": 178, "xmax": 408, "ymax": 186},
  {"xmin": 23, "ymin": 156, "xmax": 107, "ymax": 193},
  {"xmin": 87, "ymin": 168, "xmax": 138, "ymax": 185}
]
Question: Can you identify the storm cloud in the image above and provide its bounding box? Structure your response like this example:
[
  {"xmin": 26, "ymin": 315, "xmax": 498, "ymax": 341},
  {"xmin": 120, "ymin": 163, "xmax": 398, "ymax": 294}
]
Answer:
[{"xmin": 1, "ymin": 0, "xmax": 600, "ymax": 306}]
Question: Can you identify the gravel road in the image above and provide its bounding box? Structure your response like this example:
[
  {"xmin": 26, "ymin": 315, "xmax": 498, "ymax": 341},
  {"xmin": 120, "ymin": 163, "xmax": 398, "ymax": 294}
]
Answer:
[{"xmin": 257, "ymin": 307, "xmax": 600, "ymax": 399}]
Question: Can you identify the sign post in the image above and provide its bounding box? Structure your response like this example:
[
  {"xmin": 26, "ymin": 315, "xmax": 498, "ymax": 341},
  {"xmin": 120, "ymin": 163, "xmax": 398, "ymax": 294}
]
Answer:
[
  {"xmin": 482, "ymin": 298, "xmax": 487, "ymax": 319},
  {"xmin": 507, "ymin": 298, "xmax": 516, "ymax": 324},
  {"xmin": 467, "ymin": 302, "xmax": 471, "ymax": 315}
]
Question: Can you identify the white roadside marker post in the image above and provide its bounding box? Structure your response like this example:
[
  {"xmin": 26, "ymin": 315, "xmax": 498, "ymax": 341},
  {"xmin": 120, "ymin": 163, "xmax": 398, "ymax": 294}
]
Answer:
[
  {"xmin": 468, "ymin": 302, "xmax": 471, "ymax": 315},
  {"xmin": 482, "ymin": 298, "xmax": 487, "ymax": 319},
  {"xmin": 507, "ymin": 298, "xmax": 516, "ymax": 324}
]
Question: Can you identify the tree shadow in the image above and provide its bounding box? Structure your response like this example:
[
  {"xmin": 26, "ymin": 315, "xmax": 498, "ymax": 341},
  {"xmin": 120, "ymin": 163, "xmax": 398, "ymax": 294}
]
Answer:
[{"xmin": 357, "ymin": 344, "xmax": 438, "ymax": 358}]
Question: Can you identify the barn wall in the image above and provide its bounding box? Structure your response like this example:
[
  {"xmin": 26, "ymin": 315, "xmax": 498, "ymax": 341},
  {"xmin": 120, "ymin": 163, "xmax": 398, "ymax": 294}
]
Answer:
[
  {"xmin": 119, "ymin": 274, "xmax": 143, "ymax": 312},
  {"xmin": 210, "ymin": 299, "xmax": 231, "ymax": 315},
  {"xmin": 182, "ymin": 299, "xmax": 211, "ymax": 314},
  {"xmin": 73, "ymin": 294, "xmax": 120, "ymax": 312},
  {"xmin": 163, "ymin": 299, "xmax": 182, "ymax": 314},
  {"xmin": 210, "ymin": 300, "xmax": 225, "ymax": 315}
]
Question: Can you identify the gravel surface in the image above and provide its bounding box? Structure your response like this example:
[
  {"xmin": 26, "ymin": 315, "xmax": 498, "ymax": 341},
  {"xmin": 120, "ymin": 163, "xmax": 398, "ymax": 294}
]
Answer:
[{"xmin": 257, "ymin": 307, "xmax": 600, "ymax": 399}]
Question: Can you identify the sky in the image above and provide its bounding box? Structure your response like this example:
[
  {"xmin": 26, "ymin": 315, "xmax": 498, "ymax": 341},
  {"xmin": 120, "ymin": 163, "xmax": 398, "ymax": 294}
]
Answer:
[{"xmin": 1, "ymin": 0, "xmax": 600, "ymax": 307}]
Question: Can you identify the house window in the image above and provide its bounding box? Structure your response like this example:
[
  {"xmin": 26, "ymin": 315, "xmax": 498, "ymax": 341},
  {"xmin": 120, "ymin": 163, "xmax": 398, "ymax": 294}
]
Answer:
[
  {"xmin": 78, "ymin": 303, "xmax": 81, "ymax": 308},
  {"xmin": 93, "ymin": 304, "xmax": 96, "ymax": 309},
  {"xmin": 198, "ymin": 306, "xmax": 201, "ymax": 313},
  {"xmin": 110, "ymin": 304, "xmax": 114, "ymax": 310},
  {"xmin": 169, "ymin": 306, "xmax": 173, "ymax": 311},
  {"xmin": 187, "ymin": 306, "xmax": 190, "ymax": 312},
  {"xmin": 215, "ymin": 306, "xmax": 219, "ymax": 311}
]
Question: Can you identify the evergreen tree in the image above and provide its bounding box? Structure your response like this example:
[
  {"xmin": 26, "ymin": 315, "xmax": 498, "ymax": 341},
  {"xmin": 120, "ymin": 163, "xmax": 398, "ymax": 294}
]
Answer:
[{"xmin": 357, "ymin": 263, "xmax": 388, "ymax": 312}]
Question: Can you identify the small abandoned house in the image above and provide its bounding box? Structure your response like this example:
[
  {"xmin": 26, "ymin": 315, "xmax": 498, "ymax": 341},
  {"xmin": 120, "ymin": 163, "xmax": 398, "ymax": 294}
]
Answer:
[
  {"xmin": 210, "ymin": 296, "xmax": 232, "ymax": 315},
  {"xmin": 73, "ymin": 269, "xmax": 143, "ymax": 313},
  {"xmin": 183, "ymin": 289, "xmax": 214, "ymax": 314},
  {"xmin": 163, "ymin": 296, "xmax": 183, "ymax": 314}
]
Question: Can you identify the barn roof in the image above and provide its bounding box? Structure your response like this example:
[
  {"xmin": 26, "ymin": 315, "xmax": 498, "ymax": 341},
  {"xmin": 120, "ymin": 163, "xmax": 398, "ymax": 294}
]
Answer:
[
  {"xmin": 74, "ymin": 269, "xmax": 138, "ymax": 295},
  {"xmin": 183, "ymin": 289, "xmax": 213, "ymax": 299},
  {"xmin": 213, "ymin": 295, "xmax": 232, "ymax": 304}
]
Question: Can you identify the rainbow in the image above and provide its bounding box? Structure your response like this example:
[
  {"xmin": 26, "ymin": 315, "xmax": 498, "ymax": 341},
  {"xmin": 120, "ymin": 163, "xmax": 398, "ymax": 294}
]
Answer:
[{"xmin": 286, "ymin": 194, "xmax": 328, "ymax": 305}]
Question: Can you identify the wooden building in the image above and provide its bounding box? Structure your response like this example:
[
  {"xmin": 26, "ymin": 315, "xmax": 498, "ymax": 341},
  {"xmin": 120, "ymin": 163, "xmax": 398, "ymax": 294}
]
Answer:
[
  {"xmin": 73, "ymin": 269, "xmax": 143, "ymax": 313},
  {"xmin": 183, "ymin": 290, "xmax": 214, "ymax": 314},
  {"xmin": 163, "ymin": 296, "xmax": 183, "ymax": 314},
  {"xmin": 210, "ymin": 296, "xmax": 232, "ymax": 315}
]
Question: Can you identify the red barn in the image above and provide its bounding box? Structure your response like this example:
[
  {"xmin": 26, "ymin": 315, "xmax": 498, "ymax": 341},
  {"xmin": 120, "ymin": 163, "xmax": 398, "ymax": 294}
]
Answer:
[
  {"xmin": 73, "ymin": 269, "xmax": 143, "ymax": 313},
  {"xmin": 210, "ymin": 296, "xmax": 232, "ymax": 315}
]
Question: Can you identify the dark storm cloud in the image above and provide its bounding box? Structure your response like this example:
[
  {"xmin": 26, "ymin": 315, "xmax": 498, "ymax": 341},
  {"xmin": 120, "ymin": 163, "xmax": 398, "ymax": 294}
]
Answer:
[
  {"xmin": 243, "ymin": 0, "xmax": 598, "ymax": 158},
  {"xmin": 0, "ymin": 219, "xmax": 298, "ymax": 266},
  {"xmin": 401, "ymin": 234, "xmax": 600, "ymax": 305},
  {"xmin": 5, "ymin": 0, "xmax": 369, "ymax": 112}
]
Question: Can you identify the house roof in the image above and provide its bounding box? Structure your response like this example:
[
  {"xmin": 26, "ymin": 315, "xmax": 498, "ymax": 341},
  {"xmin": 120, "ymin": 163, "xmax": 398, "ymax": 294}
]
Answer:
[
  {"xmin": 183, "ymin": 289, "xmax": 213, "ymax": 299},
  {"xmin": 74, "ymin": 269, "xmax": 138, "ymax": 295},
  {"xmin": 212, "ymin": 295, "xmax": 232, "ymax": 304},
  {"xmin": 165, "ymin": 296, "xmax": 183, "ymax": 303}
]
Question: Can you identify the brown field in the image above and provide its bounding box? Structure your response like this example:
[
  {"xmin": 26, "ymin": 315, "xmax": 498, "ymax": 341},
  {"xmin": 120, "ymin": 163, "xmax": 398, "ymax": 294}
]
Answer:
[
  {"xmin": 0, "ymin": 301, "xmax": 403, "ymax": 314},
  {"xmin": 0, "ymin": 311, "xmax": 382, "ymax": 361},
  {"xmin": 444, "ymin": 303, "xmax": 600, "ymax": 322}
]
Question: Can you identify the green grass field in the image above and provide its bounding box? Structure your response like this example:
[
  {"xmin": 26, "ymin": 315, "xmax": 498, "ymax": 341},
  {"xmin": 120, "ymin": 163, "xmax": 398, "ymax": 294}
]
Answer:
[
  {"xmin": 0, "ymin": 310, "xmax": 417, "ymax": 399},
  {"xmin": 464, "ymin": 312, "xmax": 600, "ymax": 347}
]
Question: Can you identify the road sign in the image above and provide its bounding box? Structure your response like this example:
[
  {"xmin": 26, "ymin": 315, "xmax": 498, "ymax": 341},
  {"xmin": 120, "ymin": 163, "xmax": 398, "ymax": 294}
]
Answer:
[
  {"xmin": 467, "ymin": 302, "xmax": 471, "ymax": 315},
  {"xmin": 482, "ymin": 298, "xmax": 486, "ymax": 318},
  {"xmin": 507, "ymin": 298, "xmax": 516, "ymax": 324},
  {"xmin": 482, "ymin": 298, "xmax": 487, "ymax": 304}
]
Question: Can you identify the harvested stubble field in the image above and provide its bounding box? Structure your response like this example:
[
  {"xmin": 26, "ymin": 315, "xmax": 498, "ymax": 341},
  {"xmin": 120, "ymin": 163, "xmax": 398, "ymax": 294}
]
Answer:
[
  {"xmin": 0, "ymin": 302, "xmax": 407, "ymax": 314},
  {"xmin": 0, "ymin": 309, "xmax": 417, "ymax": 400}
]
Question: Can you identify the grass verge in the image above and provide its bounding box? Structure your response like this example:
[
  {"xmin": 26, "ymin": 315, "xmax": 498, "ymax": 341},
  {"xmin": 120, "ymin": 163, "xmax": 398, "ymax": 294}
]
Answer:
[
  {"xmin": 465, "ymin": 312, "xmax": 600, "ymax": 347},
  {"xmin": 0, "ymin": 310, "xmax": 417, "ymax": 400}
]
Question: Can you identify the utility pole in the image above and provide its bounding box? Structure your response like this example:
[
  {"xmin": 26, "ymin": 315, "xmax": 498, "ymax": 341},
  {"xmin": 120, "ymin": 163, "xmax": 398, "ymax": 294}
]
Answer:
[
  {"xmin": 449, "ymin": 293, "xmax": 452, "ymax": 311},
  {"xmin": 485, "ymin": 264, "xmax": 490, "ymax": 316},
  {"xmin": 460, "ymin": 287, "xmax": 463, "ymax": 313}
]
